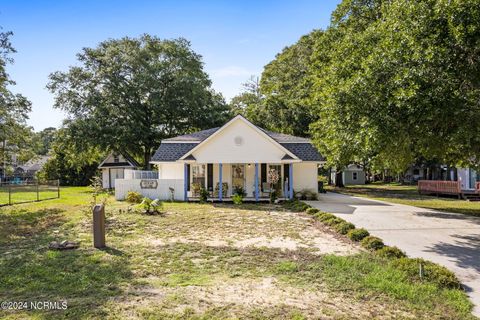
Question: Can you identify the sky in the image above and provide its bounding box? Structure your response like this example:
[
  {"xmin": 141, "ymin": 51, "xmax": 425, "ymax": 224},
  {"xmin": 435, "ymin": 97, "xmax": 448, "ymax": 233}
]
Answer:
[{"xmin": 0, "ymin": 0, "xmax": 340, "ymax": 131}]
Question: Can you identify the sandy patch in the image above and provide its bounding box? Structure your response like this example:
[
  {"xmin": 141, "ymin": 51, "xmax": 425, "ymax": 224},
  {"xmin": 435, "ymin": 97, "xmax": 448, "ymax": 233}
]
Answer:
[{"xmin": 113, "ymin": 276, "xmax": 414, "ymax": 319}]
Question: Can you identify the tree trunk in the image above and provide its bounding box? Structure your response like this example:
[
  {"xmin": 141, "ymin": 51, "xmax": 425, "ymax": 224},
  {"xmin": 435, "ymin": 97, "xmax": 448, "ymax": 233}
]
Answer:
[
  {"xmin": 328, "ymin": 168, "xmax": 332, "ymax": 185},
  {"xmin": 335, "ymin": 171, "xmax": 344, "ymax": 187},
  {"xmin": 144, "ymin": 148, "xmax": 151, "ymax": 170}
]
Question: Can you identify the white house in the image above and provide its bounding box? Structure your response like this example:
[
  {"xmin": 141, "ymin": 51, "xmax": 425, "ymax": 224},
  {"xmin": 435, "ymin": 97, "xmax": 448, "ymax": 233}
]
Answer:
[
  {"xmin": 99, "ymin": 152, "xmax": 140, "ymax": 189},
  {"xmin": 115, "ymin": 115, "xmax": 325, "ymax": 201}
]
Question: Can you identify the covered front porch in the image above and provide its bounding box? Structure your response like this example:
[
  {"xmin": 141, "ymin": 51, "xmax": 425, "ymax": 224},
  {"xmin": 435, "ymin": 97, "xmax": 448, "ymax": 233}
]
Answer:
[{"xmin": 183, "ymin": 162, "xmax": 294, "ymax": 201}]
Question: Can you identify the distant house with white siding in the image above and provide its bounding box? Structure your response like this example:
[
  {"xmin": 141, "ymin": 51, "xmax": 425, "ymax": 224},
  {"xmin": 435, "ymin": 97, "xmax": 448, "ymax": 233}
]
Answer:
[{"xmin": 98, "ymin": 152, "xmax": 140, "ymax": 189}]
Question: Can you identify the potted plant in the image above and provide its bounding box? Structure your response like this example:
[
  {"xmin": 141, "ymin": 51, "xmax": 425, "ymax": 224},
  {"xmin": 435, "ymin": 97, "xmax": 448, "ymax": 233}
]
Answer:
[{"xmin": 232, "ymin": 185, "xmax": 246, "ymax": 204}]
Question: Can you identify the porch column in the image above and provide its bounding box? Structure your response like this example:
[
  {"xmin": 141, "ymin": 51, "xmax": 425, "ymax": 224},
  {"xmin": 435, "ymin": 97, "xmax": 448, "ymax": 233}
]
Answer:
[
  {"xmin": 219, "ymin": 163, "xmax": 223, "ymax": 202},
  {"xmin": 254, "ymin": 163, "xmax": 259, "ymax": 202},
  {"xmin": 289, "ymin": 163, "xmax": 293, "ymax": 200},
  {"xmin": 184, "ymin": 163, "xmax": 188, "ymax": 201}
]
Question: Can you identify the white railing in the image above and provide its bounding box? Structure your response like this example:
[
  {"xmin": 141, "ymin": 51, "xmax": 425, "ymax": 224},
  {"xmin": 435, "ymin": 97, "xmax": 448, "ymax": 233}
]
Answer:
[{"xmin": 124, "ymin": 169, "xmax": 159, "ymax": 180}]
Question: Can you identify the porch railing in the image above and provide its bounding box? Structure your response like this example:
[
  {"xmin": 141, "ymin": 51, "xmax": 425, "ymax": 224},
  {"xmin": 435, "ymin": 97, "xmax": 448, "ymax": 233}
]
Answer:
[{"xmin": 418, "ymin": 180, "xmax": 461, "ymax": 195}]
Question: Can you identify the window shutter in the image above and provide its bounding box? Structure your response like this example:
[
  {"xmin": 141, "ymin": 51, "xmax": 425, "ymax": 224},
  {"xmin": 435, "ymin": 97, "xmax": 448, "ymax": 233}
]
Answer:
[
  {"xmin": 261, "ymin": 163, "xmax": 267, "ymax": 191},
  {"xmin": 187, "ymin": 164, "xmax": 191, "ymax": 191},
  {"xmin": 283, "ymin": 164, "xmax": 290, "ymax": 191},
  {"xmin": 207, "ymin": 164, "xmax": 213, "ymax": 191}
]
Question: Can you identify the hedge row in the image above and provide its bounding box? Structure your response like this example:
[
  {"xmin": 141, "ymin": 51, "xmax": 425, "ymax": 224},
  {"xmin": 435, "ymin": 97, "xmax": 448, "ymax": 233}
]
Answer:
[{"xmin": 286, "ymin": 200, "xmax": 462, "ymax": 289}]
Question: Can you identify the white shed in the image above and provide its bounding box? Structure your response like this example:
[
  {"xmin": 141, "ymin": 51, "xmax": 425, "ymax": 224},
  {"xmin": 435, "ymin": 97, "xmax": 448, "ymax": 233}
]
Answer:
[{"xmin": 98, "ymin": 152, "xmax": 140, "ymax": 189}]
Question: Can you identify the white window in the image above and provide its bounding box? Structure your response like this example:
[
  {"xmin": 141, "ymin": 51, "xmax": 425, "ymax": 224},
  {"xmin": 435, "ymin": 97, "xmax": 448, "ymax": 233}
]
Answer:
[
  {"xmin": 113, "ymin": 154, "xmax": 120, "ymax": 163},
  {"xmin": 353, "ymin": 172, "xmax": 358, "ymax": 180}
]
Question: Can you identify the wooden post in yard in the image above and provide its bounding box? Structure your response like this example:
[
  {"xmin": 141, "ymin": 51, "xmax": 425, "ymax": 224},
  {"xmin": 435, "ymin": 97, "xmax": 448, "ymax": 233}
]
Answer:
[
  {"xmin": 36, "ymin": 181, "xmax": 39, "ymax": 201},
  {"xmin": 8, "ymin": 183, "xmax": 11, "ymax": 205},
  {"xmin": 57, "ymin": 180, "xmax": 60, "ymax": 199},
  {"xmin": 93, "ymin": 204, "xmax": 106, "ymax": 248}
]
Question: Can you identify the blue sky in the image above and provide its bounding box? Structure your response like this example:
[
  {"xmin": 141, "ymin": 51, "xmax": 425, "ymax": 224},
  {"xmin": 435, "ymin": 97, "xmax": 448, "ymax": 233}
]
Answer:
[{"xmin": 0, "ymin": 0, "xmax": 340, "ymax": 130}]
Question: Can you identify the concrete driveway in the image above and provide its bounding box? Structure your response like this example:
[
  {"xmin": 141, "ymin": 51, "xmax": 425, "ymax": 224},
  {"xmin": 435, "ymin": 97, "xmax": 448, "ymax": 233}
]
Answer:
[{"xmin": 306, "ymin": 192, "xmax": 480, "ymax": 317}]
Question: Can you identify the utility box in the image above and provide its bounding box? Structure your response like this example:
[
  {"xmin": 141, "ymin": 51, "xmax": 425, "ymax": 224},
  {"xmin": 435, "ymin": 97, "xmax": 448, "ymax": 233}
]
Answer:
[{"xmin": 93, "ymin": 204, "xmax": 106, "ymax": 248}]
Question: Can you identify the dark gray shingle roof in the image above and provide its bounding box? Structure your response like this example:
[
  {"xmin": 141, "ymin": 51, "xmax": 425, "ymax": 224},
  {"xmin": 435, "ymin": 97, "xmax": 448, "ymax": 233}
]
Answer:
[
  {"xmin": 151, "ymin": 143, "xmax": 198, "ymax": 162},
  {"xmin": 280, "ymin": 143, "xmax": 324, "ymax": 161},
  {"xmin": 163, "ymin": 127, "xmax": 220, "ymax": 142},
  {"xmin": 262, "ymin": 130, "xmax": 311, "ymax": 143}
]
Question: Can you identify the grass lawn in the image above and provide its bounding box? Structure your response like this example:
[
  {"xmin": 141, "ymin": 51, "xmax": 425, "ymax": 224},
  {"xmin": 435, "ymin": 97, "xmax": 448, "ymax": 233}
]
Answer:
[
  {"xmin": 0, "ymin": 187, "xmax": 475, "ymax": 319},
  {"xmin": 328, "ymin": 183, "xmax": 480, "ymax": 217}
]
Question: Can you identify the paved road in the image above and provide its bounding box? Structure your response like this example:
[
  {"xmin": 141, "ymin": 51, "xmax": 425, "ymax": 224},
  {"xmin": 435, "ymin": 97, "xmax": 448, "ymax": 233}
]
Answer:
[{"xmin": 306, "ymin": 192, "xmax": 480, "ymax": 317}]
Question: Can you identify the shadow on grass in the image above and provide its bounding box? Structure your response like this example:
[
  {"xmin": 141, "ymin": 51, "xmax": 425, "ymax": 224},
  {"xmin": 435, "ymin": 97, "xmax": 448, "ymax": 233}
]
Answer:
[{"xmin": 0, "ymin": 207, "xmax": 132, "ymax": 319}]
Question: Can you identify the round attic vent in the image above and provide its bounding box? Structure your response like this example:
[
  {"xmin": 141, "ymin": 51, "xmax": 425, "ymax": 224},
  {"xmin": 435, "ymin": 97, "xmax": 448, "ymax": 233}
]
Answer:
[{"xmin": 234, "ymin": 136, "xmax": 243, "ymax": 146}]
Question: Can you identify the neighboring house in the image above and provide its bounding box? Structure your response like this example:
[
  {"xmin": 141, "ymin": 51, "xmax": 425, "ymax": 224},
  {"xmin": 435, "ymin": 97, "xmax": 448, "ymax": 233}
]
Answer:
[
  {"xmin": 330, "ymin": 164, "xmax": 366, "ymax": 186},
  {"xmin": 457, "ymin": 168, "xmax": 479, "ymax": 191},
  {"xmin": 98, "ymin": 152, "xmax": 140, "ymax": 189},
  {"xmin": 14, "ymin": 155, "xmax": 50, "ymax": 179},
  {"xmin": 115, "ymin": 115, "xmax": 325, "ymax": 201}
]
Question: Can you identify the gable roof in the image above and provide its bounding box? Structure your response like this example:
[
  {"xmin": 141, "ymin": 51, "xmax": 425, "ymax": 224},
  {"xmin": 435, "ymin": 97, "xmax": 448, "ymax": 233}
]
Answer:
[
  {"xmin": 151, "ymin": 115, "xmax": 325, "ymax": 162},
  {"xmin": 179, "ymin": 115, "xmax": 299, "ymax": 161},
  {"xmin": 98, "ymin": 151, "xmax": 141, "ymax": 168}
]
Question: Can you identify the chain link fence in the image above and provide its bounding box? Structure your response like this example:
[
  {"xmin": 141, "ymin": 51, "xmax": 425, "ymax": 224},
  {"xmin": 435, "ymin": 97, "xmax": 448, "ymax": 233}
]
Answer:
[{"xmin": 0, "ymin": 180, "xmax": 60, "ymax": 206}]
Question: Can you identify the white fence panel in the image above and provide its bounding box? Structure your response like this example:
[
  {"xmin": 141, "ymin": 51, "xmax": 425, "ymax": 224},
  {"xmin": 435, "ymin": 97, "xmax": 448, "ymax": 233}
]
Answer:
[
  {"xmin": 124, "ymin": 169, "xmax": 159, "ymax": 180},
  {"xmin": 115, "ymin": 179, "xmax": 184, "ymax": 201}
]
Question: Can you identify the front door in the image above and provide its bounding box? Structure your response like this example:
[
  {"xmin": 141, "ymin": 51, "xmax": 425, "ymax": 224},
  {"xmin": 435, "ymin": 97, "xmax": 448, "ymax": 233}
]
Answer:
[
  {"xmin": 232, "ymin": 164, "xmax": 245, "ymax": 194},
  {"xmin": 268, "ymin": 164, "xmax": 282, "ymax": 196}
]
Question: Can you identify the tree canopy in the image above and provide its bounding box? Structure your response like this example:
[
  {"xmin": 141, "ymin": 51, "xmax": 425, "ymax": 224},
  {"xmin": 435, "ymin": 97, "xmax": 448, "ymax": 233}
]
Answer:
[
  {"xmin": 48, "ymin": 35, "xmax": 231, "ymax": 168},
  {"xmin": 0, "ymin": 29, "xmax": 33, "ymax": 173},
  {"xmin": 312, "ymin": 0, "xmax": 480, "ymax": 172},
  {"xmin": 253, "ymin": 0, "xmax": 480, "ymax": 173}
]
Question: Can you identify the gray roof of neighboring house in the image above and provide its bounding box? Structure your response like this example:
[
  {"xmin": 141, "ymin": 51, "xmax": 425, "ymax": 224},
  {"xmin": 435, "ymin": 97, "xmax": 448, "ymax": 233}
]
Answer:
[{"xmin": 151, "ymin": 121, "xmax": 324, "ymax": 162}]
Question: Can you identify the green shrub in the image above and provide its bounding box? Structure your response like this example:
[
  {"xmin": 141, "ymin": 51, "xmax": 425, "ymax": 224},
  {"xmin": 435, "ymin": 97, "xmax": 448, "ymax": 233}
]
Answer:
[
  {"xmin": 376, "ymin": 246, "xmax": 406, "ymax": 259},
  {"xmin": 334, "ymin": 221, "xmax": 356, "ymax": 235},
  {"xmin": 232, "ymin": 185, "xmax": 246, "ymax": 197},
  {"xmin": 316, "ymin": 212, "xmax": 336, "ymax": 222},
  {"xmin": 347, "ymin": 228, "xmax": 370, "ymax": 241},
  {"xmin": 283, "ymin": 200, "xmax": 311, "ymax": 212},
  {"xmin": 306, "ymin": 208, "xmax": 319, "ymax": 215},
  {"xmin": 361, "ymin": 236, "xmax": 384, "ymax": 251},
  {"xmin": 199, "ymin": 188, "xmax": 209, "ymax": 203},
  {"xmin": 126, "ymin": 191, "xmax": 143, "ymax": 203},
  {"xmin": 323, "ymin": 217, "xmax": 345, "ymax": 227},
  {"xmin": 391, "ymin": 257, "xmax": 462, "ymax": 289},
  {"xmin": 295, "ymin": 188, "xmax": 318, "ymax": 200},
  {"xmin": 232, "ymin": 194, "xmax": 243, "ymax": 205}
]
